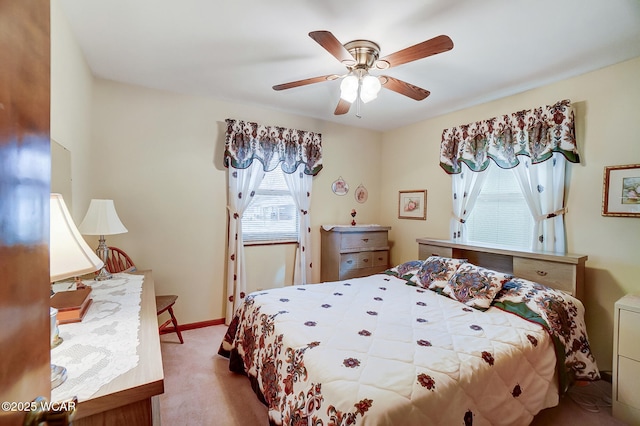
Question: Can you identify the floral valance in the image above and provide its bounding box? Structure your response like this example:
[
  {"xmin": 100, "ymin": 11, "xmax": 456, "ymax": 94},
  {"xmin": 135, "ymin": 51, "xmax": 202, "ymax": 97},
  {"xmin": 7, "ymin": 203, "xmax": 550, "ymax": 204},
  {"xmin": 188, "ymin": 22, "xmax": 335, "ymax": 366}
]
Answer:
[
  {"xmin": 224, "ymin": 118, "xmax": 323, "ymax": 176},
  {"xmin": 439, "ymin": 99, "xmax": 579, "ymax": 174}
]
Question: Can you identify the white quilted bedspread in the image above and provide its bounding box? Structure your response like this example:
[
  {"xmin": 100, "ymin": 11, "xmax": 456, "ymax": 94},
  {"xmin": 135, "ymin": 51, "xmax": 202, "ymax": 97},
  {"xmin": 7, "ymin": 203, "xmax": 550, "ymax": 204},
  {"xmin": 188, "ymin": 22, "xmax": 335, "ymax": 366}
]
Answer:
[{"xmin": 221, "ymin": 274, "xmax": 559, "ymax": 426}]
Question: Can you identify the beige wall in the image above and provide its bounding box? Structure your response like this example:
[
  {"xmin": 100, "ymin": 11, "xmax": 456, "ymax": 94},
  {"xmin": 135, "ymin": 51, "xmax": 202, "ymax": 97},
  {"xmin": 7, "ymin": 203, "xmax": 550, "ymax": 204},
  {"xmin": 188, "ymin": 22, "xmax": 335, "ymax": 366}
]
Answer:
[
  {"xmin": 380, "ymin": 56, "xmax": 640, "ymax": 372},
  {"xmin": 87, "ymin": 79, "xmax": 382, "ymax": 325},
  {"xmin": 51, "ymin": 1, "xmax": 639, "ymax": 375},
  {"xmin": 50, "ymin": 0, "xmax": 95, "ymax": 218}
]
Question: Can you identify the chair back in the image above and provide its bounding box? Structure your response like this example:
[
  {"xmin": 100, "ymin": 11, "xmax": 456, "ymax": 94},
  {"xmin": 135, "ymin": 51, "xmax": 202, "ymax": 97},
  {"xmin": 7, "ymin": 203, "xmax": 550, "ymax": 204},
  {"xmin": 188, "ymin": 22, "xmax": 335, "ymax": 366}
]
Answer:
[{"xmin": 106, "ymin": 247, "xmax": 136, "ymax": 273}]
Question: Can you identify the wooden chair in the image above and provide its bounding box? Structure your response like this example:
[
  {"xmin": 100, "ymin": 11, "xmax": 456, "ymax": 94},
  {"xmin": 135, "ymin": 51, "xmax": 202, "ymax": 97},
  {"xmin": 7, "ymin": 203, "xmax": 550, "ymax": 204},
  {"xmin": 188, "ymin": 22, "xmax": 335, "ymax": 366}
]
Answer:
[{"xmin": 106, "ymin": 247, "xmax": 184, "ymax": 344}]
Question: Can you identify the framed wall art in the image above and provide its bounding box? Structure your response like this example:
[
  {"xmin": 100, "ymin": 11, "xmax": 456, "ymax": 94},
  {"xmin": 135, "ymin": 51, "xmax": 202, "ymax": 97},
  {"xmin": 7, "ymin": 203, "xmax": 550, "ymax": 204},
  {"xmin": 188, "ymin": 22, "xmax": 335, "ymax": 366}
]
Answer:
[
  {"xmin": 398, "ymin": 190, "xmax": 427, "ymax": 220},
  {"xmin": 602, "ymin": 164, "xmax": 640, "ymax": 217},
  {"xmin": 355, "ymin": 184, "xmax": 368, "ymax": 203},
  {"xmin": 331, "ymin": 176, "xmax": 349, "ymax": 196}
]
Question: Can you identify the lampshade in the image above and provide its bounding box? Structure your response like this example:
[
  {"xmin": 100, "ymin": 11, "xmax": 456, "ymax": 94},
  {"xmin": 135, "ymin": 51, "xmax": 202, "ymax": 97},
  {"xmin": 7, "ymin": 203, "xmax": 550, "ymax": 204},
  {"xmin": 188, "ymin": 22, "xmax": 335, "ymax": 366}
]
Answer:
[
  {"xmin": 340, "ymin": 75, "xmax": 359, "ymax": 103},
  {"xmin": 78, "ymin": 199, "xmax": 128, "ymax": 236},
  {"xmin": 339, "ymin": 72, "xmax": 382, "ymax": 105},
  {"xmin": 360, "ymin": 75, "xmax": 382, "ymax": 103},
  {"xmin": 50, "ymin": 193, "xmax": 104, "ymax": 283}
]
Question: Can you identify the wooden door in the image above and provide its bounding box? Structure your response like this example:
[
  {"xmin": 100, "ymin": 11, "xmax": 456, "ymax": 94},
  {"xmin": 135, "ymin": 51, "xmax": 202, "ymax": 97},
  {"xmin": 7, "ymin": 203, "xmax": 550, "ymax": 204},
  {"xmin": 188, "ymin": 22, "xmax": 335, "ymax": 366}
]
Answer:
[{"xmin": 0, "ymin": 0, "xmax": 52, "ymax": 425}]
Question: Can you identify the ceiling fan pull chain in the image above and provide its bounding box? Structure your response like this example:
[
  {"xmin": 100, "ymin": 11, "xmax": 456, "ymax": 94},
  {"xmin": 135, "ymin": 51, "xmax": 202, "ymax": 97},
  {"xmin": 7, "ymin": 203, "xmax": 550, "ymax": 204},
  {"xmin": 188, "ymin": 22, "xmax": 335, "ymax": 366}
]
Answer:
[{"xmin": 356, "ymin": 84, "xmax": 362, "ymax": 118}]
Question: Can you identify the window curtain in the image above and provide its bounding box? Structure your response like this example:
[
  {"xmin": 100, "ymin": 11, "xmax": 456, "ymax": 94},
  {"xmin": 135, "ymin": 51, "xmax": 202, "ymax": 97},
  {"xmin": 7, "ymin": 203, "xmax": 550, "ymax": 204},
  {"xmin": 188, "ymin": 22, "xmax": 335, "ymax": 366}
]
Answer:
[
  {"xmin": 225, "ymin": 161, "xmax": 265, "ymax": 324},
  {"xmin": 451, "ymin": 168, "xmax": 489, "ymax": 242},
  {"xmin": 283, "ymin": 165, "xmax": 313, "ymax": 285},
  {"xmin": 439, "ymin": 100, "xmax": 579, "ymax": 251},
  {"xmin": 512, "ymin": 153, "xmax": 567, "ymax": 252},
  {"xmin": 224, "ymin": 119, "xmax": 322, "ymax": 323}
]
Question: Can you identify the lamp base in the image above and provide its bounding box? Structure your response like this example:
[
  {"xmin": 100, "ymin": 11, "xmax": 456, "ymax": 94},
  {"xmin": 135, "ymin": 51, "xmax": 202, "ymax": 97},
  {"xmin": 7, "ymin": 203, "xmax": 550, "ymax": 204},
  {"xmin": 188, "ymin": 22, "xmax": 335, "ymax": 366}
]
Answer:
[
  {"xmin": 94, "ymin": 235, "xmax": 112, "ymax": 280},
  {"xmin": 51, "ymin": 364, "xmax": 67, "ymax": 389},
  {"xmin": 94, "ymin": 266, "xmax": 112, "ymax": 281}
]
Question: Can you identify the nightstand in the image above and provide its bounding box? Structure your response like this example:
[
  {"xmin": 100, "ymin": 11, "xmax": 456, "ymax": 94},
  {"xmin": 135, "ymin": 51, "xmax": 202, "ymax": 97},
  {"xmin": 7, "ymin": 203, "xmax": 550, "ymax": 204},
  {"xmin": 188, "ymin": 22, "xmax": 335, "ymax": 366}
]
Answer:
[{"xmin": 613, "ymin": 294, "xmax": 640, "ymax": 425}]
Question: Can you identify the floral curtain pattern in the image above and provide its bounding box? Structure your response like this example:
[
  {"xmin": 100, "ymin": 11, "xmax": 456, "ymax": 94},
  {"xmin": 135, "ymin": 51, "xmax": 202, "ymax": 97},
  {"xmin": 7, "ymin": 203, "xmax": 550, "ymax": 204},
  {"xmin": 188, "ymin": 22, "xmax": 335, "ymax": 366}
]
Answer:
[
  {"xmin": 224, "ymin": 118, "xmax": 322, "ymax": 323},
  {"xmin": 224, "ymin": 118, "xmax": 323, "ymax": 176},
  {"xmin": 283, "ymin": 165, "xmax": 313, "ymax": 285},
  {"xmin": 439, "ymin": 99, "xmax": 578, "ymax": 174},
  {"xmin": 225, "ymin": 161, "xmax": 265, "ymax": 324},
  {"xmin": 441, "ymin": 100, "xmax": 580, "ymax": 252},
  {"xmin": 512, "ymin": 153, "xmax": 568, "ymax": 252},
  {"xmin": 450, "ymin": 168, "xmax": 488, "ymax": 242}
]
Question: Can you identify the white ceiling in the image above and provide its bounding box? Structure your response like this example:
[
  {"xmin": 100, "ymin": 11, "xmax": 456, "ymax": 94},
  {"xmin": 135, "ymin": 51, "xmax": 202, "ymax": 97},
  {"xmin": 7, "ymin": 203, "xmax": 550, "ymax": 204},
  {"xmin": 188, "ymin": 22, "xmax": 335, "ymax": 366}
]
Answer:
[{"xmin": 59, "ymin": 0, "xmax": 640, "ymax": 132}]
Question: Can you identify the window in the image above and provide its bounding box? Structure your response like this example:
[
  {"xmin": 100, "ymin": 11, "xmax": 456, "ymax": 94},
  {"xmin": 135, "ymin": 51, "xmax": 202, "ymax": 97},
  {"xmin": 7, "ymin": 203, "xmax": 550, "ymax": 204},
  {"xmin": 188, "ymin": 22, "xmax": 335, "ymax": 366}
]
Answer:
[
  {"xmin": 242, "ymin": 166, "xmax": 298, "ymax": 244},
  {"xmin": 466, "ymin": 165, "xmax": 533, "ymax": 249}
]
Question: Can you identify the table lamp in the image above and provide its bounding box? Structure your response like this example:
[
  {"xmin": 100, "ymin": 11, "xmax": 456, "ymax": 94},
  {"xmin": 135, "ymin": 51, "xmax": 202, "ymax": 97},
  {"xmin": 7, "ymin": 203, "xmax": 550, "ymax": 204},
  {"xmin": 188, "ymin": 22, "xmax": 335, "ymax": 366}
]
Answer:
[
  {"xmin": 78, "ymin": 199, "xmax": 128, "ymax": 280},
  {"xmin": 49, "ymin": 193, "xmax": 104, "ymax": 388}
]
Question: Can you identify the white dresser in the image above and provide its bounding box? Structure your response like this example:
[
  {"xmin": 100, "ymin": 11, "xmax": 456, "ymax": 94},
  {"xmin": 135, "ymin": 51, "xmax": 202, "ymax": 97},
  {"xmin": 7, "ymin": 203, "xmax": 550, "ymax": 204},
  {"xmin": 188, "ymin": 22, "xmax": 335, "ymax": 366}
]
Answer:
[{"xmin": 613, "ymin": 294, "xmax": 640, "ymax": 425}]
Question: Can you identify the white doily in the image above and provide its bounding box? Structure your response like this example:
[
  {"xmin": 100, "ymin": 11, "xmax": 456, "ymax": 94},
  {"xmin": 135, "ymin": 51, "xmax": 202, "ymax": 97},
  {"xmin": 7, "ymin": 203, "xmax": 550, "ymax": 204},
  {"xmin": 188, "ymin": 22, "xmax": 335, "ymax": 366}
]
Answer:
[{"xmin": 51, "ymin": 273, "xmax": 143, "ymax": 402}]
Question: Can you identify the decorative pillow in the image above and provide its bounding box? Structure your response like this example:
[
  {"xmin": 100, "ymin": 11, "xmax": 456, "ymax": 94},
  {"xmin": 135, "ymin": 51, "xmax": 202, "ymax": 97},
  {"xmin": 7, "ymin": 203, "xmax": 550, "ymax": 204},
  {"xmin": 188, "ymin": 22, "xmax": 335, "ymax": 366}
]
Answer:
[
  {"xmin": 492, "ymin": 277, "xmax": 601, "ymax": 384},
  {"xmin": 409, "ymin": 256, "xmax": 467, "ymax": 291},
  {"xmin": 384, "ymin": 260, "xmax": 424, "ymax": 281},
  {"xmin": 442, "ymin": 263, "xmax": 513, "ymax": 311}
]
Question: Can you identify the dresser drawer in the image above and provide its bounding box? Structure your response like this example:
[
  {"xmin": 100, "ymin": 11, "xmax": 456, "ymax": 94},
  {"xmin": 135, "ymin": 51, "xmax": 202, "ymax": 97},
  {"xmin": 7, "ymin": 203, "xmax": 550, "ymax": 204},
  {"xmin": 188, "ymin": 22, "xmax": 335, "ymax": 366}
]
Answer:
[
  {"xmin": 340, "ymin": 253, "xmax": 360, "ymax": 272},
  {"xmin": 373, "ymin": 250, "xmax": 389, "ymax": 267},
  {"xmin": 341, "ymin": 231, "xmax": 388, "ymax": 251},
  {"xmin": 513, "ymin": 257, "xmax": 574, "ymax": 292},
  {"xmin": 619, "ymin": 309, "xmax": 640, "ymax": 360},
  {"xmin": 618, "ymin": 356, "xmax": 640, "ymax": 408}
]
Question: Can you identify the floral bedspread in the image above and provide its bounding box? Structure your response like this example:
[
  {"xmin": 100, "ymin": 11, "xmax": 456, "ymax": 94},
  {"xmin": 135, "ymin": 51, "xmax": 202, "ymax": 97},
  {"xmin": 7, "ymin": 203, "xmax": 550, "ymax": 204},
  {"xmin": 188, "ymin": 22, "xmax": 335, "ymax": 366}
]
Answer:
[{"xmin": 219, "ymin": 274, "xmax": 566, "ymax": 425}]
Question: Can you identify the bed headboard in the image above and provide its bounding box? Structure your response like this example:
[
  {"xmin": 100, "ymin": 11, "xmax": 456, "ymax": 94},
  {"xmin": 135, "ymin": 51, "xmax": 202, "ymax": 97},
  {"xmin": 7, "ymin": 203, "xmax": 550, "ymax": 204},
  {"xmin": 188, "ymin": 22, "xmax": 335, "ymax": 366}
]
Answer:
[{"xmin": 416, "ymin": 238, "xmax": 587, "ymax": 300}]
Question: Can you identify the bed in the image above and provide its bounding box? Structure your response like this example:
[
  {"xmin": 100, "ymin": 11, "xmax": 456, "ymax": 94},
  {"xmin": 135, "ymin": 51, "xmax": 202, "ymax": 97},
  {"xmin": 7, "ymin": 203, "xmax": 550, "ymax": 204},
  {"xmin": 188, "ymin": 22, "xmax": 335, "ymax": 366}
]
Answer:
[{"xmin": 219, "ymin": 244, "xmax": 599, "ymax": 425}]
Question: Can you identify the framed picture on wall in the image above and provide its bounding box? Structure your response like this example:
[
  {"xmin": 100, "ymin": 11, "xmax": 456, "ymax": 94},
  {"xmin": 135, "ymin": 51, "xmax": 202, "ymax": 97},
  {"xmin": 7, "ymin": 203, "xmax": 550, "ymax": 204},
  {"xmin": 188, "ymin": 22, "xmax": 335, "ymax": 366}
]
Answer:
[
  {"xmin": 602, "ymin": 164, "xmax": 640, "ymax": 217},
  {"xmin": 398, "ymin": 190, "xmax": 427, "ymax": 220}
]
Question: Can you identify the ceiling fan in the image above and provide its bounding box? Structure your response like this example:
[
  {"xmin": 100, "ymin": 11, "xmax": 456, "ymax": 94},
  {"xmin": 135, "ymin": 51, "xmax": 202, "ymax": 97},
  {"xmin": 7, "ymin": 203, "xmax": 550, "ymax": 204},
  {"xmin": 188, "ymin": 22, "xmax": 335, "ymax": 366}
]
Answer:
[{"xmin": 273, "ymin": 30, "xmax": 454, "ymax": 117}]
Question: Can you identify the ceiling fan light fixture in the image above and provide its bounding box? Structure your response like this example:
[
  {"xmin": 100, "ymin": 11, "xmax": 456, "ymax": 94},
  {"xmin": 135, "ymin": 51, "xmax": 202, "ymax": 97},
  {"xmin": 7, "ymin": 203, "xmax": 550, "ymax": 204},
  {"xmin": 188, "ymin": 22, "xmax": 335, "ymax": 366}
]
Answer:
[
  {"xmin": 340, "ymin": 74, "xmax": 358, "ymax": 103},
  {"xmin": 360, "ymin": 75, "xmax": 381, "ymax": 103}
]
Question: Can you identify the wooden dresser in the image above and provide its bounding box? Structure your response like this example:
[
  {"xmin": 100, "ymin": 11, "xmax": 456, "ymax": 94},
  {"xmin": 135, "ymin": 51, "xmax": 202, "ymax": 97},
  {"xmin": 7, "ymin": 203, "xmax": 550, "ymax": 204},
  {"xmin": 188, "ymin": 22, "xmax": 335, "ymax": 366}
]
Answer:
[
  {"xmin": 321, "ymin": 225, "xmax": 391, "ymax": 281},
  {"xmin": 416, "ymin": 238, "xmax": 587, "ymax": 299},
  {"xmin": 612, "ymin": 294, "xmax": 640, "ymax": 425},
  {"xmin": 53, "ymin": 270, "xmax": 164, "ymax": 426}
]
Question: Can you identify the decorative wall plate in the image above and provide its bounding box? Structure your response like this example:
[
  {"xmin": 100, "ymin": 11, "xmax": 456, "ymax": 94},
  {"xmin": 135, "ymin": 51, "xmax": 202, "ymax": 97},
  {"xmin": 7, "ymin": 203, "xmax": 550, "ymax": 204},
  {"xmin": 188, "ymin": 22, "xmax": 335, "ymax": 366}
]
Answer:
[
  {"xmin": 332, "ymin": 176, "xmax": 349, "ymax": 195},
  {"xmin": 355, "ymin": 184, "xmax": 368, "ymax": 203}
]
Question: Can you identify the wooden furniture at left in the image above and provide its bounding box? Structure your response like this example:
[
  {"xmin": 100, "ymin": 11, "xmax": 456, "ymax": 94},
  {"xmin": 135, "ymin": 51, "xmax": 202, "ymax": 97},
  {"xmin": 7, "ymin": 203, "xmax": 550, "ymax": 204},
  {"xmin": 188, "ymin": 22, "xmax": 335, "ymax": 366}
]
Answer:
[
  {"xmin": 70, "ymin": 270, "xmax": 164, "ymax": 426},
  {"xmin": 107, "ymin": 247, "xmax": 183, "ymax": 344},
  {"xmin": 106, "ymin": 246, "xmax": 136, "ymax": 273}
]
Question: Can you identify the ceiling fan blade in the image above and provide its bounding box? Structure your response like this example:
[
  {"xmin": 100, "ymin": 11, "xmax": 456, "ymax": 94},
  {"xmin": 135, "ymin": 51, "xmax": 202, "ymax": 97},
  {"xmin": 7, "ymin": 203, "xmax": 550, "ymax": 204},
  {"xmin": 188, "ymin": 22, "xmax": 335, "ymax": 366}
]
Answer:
[
  {"xmin": 376, "ymin": 35, "xmax": 453, "ymax": 69},
  {"xmin": 309, "ymin": 31, "xmax": 356, "ymax": 66},
  {"xmin": 273, "ymin": 74, "xmax": 340, "ymax": 91},
  {"xmin": 334, "ymin": 98, "xmax": 351, "ymax": 115},
  {"xmin": 380, "ymin": 76, "xmax": 430, "ymax": 100}
]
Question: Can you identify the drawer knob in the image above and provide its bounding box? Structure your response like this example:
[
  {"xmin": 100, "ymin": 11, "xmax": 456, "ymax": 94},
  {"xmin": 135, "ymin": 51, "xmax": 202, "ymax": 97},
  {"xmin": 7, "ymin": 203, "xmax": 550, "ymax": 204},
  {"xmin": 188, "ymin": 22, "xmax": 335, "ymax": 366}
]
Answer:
[
  {"xmin": 536, "ymin": 270, "xmax": 548, "ymax": 276},
  {"xmin": 363, "ymin": 258, "xmax": 369, "ymax": 263},
  {"xmin": 347, "ymin": 260, "xmax": 353, "ymax": 264},
  {"xmin": 362, "ymin": 238, "xmax": 369, "ymax": 243}
]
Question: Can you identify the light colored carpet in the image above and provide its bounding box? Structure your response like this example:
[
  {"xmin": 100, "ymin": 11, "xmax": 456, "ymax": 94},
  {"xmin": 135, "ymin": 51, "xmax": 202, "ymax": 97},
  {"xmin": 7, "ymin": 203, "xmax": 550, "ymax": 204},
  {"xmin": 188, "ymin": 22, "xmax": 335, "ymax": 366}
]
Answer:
[{"xmin": 160, "ymin": 326, "xmax": 625, "ymax": 426}]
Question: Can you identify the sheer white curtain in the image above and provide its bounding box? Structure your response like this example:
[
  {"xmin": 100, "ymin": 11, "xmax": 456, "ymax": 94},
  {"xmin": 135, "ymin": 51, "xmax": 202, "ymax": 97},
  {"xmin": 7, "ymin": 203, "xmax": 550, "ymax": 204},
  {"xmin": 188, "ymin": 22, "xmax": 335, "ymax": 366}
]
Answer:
[
  {"xmin": 512, "ymin": 152, "xmax": 567, "ymax": 252},
  {"xmin": 225, "ymin": 161, "xmax": 265, "ymax": 324},
  {"xmin": 450, "ymin": 166, "xmax": 489, "ymax": 242},
  {"xmin": 440, "ymin": 100, "xmax": 579, "ymax": 251},
  {"xmin": 283, "ymin": 165, "xmax": 313, "ymax": 285}
]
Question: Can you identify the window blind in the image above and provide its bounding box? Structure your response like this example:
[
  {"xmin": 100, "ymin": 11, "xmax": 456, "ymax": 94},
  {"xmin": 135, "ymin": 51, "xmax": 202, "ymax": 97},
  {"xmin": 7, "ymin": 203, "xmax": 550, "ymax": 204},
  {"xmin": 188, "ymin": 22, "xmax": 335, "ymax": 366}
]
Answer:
[
  {"xmin": 467, "ymin": 166, "xmax": 533, "ymax": 249},
  {"xmin": 242, "ymin": 166, "xmax": 298, "ymax": 244}
]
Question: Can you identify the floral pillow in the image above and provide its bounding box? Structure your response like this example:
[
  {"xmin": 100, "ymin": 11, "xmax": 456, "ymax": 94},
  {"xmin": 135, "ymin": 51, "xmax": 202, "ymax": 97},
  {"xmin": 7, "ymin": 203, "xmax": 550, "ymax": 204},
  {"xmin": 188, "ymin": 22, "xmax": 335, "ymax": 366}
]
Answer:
[
  {"xmin": 442, "ymin": 263, "xmax": 513, "ymax": 310},
  {"xmin": 385, "ymin": 260, "xmax": 424, "ymax": 281},
  {"xmin": 492, "ymin": 277, "xmax": 600, "ymax": 385},
  {"xmin": 409, "ymin": 256, "xmax": 467, "ymax": 292}
]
